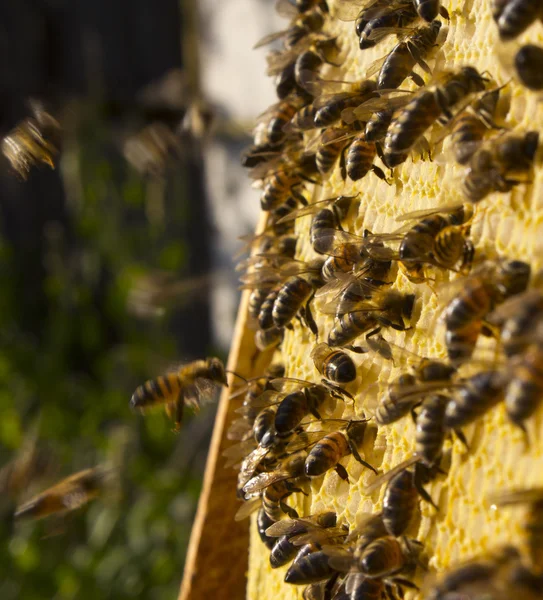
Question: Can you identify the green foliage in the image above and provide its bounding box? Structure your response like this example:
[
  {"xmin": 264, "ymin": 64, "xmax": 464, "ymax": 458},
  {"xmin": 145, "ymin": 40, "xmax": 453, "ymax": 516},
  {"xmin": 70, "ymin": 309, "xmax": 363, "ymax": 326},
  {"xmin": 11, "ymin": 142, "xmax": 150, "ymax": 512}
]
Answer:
[{"xmin": 0, "ymin": 116, "xmax": 220, "ymax": 599}]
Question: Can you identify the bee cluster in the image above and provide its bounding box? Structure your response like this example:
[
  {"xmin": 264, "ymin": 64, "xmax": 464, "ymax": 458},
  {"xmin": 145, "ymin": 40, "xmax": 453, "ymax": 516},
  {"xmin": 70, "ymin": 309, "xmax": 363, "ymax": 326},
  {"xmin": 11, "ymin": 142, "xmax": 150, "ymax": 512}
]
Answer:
[{"xmin": 234, "ymin": 0, "xmax": 543, "ymax": 598}]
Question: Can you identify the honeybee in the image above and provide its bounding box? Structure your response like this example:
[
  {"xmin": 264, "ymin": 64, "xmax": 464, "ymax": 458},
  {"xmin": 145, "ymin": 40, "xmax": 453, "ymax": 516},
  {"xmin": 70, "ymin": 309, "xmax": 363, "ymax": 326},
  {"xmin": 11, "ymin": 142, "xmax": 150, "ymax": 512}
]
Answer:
[
  {"xmin": 375, "ymin": 358, "xmax": 457, "ymax": 426},
  {"xmin": 259, "ymin": 156, "xmax": 318, "ymax": 211},
  {"xmin": 445, "ymin": 370, "xmax": 508, "ymax": 430},
  {"xmin": 311, "ymin": 343, "xmax": 357, "ymax": 384},
  {"xmin": 492, "ymin": 0, "xmax": 542, "ymax": 40},
  {"xmin": 286, "ymin": 418, "xmax": 377, "ymax": 480},
  {"xmin": 443, "ymin": 259, "xmax": 531, "ymax": 364},
  {"xmin": 446, "ymin": 86, "xmax": 504, "ymax": 165},
  {"xmin": 327, "ymin": 531, "xmax": 423, "ymax": 580},
  {"xmin": 490, "ymin": 488, "xmax": 543, "ymax": 573},
  {"xmin": 314, "ymin": 126, "xmax": 354, "ymax": 175},
  {"xmin": 414, "ymin": 394, "xmax": 450, "ymax": 467},
  {"xmin": 271, "ymin": 534, "xmax": 300, "ymax": 568},
  {"xmin": 504, "ymin": 342, "xmax": 543, "ymax": 434},
  {"xmin": 255, "ymin": 99, "xmax": 304, "ymax": 147},
  {"xmin": 381, "ymin": 469, "xmax": 420, "ymax": 536},
  {"xmin": 130, "ymin": 357, "xmax": 228, "ymax": 431},
  {"xmin": 266, "ymin": 512, "xmax": 343, "ymax": 546},
  {"xmin": 14, "ymin": 466, "xmax": 110, "ymax": 521},
  {"xmin": 2, "ymin": 101, "xmax": 61, "ymax": 179},
  {"xmin": 300, "ymin": 74, "xmax": 378, "ymax": 128},
  {"xmin": 123, "ymin": 122, "xmax": 181, "ymax": 176},
  {"xmin": 254, "ymin": 7, "xmax": 325, "ymax": 50},
  {"xmin": 383, "ymin": 67, "xmax": 488, "ymax": 168},
  {"xmin": 285, "ymin": 544, "xmax": 339, "ymax": 584},
  {"xmin": 423, "ymin": 545, "xmax": 531, "ymax": 600},
  {"xmin": 345, "ymin": 132, "xmax": 389, "ymax": 182},
  {"xmin": 488, "ymin": 289, "xmax": 543, "ymax": 358},
  {"xmin": 462, "ymin": 131, "xmax": 539, "ymax": 203},
  {"xmin": 367, "ymin": 21, "xmax": 443, "ymax": 91},
  {"xmin": 515, "ymin": 44, "xmax": 543, "ymax": 91}
]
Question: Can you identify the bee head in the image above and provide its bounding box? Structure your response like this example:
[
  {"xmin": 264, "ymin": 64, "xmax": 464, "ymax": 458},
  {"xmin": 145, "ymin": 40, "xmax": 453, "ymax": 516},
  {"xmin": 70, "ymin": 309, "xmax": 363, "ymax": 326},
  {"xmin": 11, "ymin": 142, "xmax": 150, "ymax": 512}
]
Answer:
[{"xmin": 206, "ymin": 357, "xmax": 227, "ymax": 385}]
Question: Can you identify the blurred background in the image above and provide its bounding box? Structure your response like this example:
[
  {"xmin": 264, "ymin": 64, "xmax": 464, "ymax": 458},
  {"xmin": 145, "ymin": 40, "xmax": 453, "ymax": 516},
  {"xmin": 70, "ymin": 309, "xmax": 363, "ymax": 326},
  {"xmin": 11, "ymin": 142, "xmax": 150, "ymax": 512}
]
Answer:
[{"xmin": 0, "ymin": 1, "xmax": 282, "ymax": 598}]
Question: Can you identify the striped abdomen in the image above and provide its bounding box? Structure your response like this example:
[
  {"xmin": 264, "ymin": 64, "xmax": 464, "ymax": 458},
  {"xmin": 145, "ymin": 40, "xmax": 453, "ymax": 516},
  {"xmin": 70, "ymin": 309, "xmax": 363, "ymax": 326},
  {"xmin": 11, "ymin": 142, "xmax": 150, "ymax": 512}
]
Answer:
[
  {"xmin": 259, "ymin": 287, "xmax": 281, "ymax": 330},
  {"xmin": 272, "ymin": 276, "xmax": 313, "ymax": 328},
  {"xmin": 375, "ymin": 373, "xmax": 418, "ymax": 425},
  {"xmin": 383, "ymin": 469, "xmax": 418, "ymax": 536},
  {"xmin": 415, "ymin": 394, "xmax": 449, "ymax": 466},
  {"xmin": 284, "ymin": 546, "xmax": 336, "ymax": 584},
  {"xmin": 346, "ymin": 134, "xmax": 377, "ymax": 181},
  {"xmin": 505, "ymin": 344, "xmax": 543, "ymax": 429},
  {"xmin": 359, "ymin": 536, "xmax": 404, "ymax": 577},
  {"xmin": 322, "ymin": 350, "xmax": 357, "ymax": 383},
  {"xmin": 497, "ymin": 0, "xmax": 541, "ymax": 40},
  {"xmin": 305, "ymin": 432, "xmax": 349, "ymax": 476},
  {"xmin": 444, "ymin": 280, "xmax": 493, "ymax": 331},
  {"xmin": 433, "ymin": 227, "xmax": 471, "ymax": 269},
  {"xmin": 275, "ymin": 390, "xmax": 310, "ymax": 434},
  {"xmin": 451, "ymin": 113, "xmax": 488, "ymax": 165},
  {"xmin": 328, "ymin": 312, "xmax": 376, "ymax": 347},
  {"xmin": 130, "ymin": 373, "xmax": 181, "ymax": 410},
  {"xmin": 311, "ymin": 209, "xmax": 337, "ymax": 253}
]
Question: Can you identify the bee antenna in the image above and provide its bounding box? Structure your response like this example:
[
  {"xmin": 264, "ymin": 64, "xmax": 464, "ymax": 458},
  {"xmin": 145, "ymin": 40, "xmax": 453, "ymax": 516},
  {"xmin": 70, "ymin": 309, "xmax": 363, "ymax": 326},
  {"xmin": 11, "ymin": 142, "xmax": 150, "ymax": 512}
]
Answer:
[{"xmin": 226, "ymin": 370, "xmax": 247, "ymax": 384}]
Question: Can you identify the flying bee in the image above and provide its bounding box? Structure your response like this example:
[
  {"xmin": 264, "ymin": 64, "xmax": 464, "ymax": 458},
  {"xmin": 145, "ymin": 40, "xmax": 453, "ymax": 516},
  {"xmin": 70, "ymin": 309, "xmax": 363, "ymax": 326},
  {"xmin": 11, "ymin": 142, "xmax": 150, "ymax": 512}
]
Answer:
[
  {"xmin": 515, "ymin": 44, "xmax": 543, "ymax": 91},
  {"xmin": 490, "ymin": 488, "xmax": 543, "ymax": 573},
  {"xmin": 123, "ymin": 123, "xmax": 182, "ymax": 176},
  {"xmin": 311, "ymin": 343, "xmax": 357, "ymax": 384},
  {"xmin": 130, "ymin": 357, "xmax": 228, "ymax": 431},
  {"xmin": 14, "ymin": 466, "xmax": 111, "ymax": 521},
  {"xmin": 285, "ymin": 418, "xmax": 377, "ymax": 480},
  {"xmin": 285, "ymin": 544, "xmax": 339, "ymax": 585},
  {"xmin": 366, "ymin": 21, "xmax": 443, "ymax": 91},
  {"xmin": 442, "ymin": 259, "xmax": 531, "ymax": 364},
  {"xmin": 384, "ymin": 67, "xmax": 489, "ymax": 168},
  {"xmin": 504, "ymin": 342, "xmax": 543, "ymax": 434},
  {"xmin": 444, "ymin": 370, "xmax": 508, "ymax": 430},
  {"xmin": 2, "ymin": 101, "xmax": 61, "ymax": 179},
  {"xmin": 462, "ymin": 130, "xmax": 539, "ymax": 203},
  {"xmin": 375, "ymin": 357, "xmax": 457, "ymax": 426},
  {"xmin": 492, "ymin": 0, "xmax": 542, "ymax": 40}
]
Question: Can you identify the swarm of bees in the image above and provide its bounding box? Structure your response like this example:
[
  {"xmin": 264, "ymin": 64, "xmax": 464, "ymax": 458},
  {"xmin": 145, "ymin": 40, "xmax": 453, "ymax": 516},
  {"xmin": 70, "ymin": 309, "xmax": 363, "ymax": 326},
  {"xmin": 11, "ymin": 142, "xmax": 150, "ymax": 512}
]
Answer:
[{"xmin": 235, "ymin": 0, "xmax": 543, "ymax": 598}]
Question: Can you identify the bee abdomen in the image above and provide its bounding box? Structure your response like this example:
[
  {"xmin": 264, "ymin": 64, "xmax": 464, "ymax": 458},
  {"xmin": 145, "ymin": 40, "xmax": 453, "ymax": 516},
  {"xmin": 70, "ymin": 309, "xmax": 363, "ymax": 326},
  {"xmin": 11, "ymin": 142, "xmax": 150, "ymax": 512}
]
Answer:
[
  {"xmin": 346, "ymin": 135, "xmax": 376, "ymax": 180},
  {"xmin": 284, "ymin": 549, "xmax": 336, "ymax": 584},
  {"xmin": 275, "ymin": 390, "xmax": 308, "ymax": 434},
  {"xmin": 383, "ymin": 470, "xmax": 418, "ymax": 536},
  {"xmin": 328, "ymin": 312, "xmax": 375, "ymax": 347},
  {"xmin": 497, "ymin": 0, "xmax": 541, "ymax": 40},
  {"xmin": 273, "ymin": 277, "xmax": 313, "ymax": 328},
  {"xmin": 259, "ymin": 288, "xmax": 281, "ymax": 330},
  {"xmin": 415, "ymin": 394, "xmax": 449, "ymax": 466},
  {"xmin": 324, "ymin": 350, "xmax": 357, "ymax": 382},
  {"xmin": 305, "ymin": 433, "xmax": 349, "ymax": 476},
  {"xmin": 270, "ymin": 535, "xmax": 299, "ymax": 568},
  {"xmin": 360, "ymin": 537, "xmax": 404, "ymax": 577}
]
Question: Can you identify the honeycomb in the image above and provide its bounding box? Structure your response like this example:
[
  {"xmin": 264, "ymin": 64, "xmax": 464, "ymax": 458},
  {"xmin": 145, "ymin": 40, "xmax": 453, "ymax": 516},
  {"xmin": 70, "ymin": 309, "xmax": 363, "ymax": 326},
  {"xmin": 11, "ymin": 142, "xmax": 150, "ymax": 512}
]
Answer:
[{"xmin": 243, "ymin": 0, "xmax": 543, "ymax": 598}]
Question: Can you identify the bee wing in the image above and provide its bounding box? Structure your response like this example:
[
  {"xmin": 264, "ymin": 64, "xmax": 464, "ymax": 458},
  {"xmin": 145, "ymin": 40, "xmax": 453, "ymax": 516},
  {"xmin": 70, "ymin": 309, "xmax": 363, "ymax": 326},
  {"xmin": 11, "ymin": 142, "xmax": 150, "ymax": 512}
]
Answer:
[
  {"xmin": 243, "ymin": 469, "xmax": 292, "ymax": 495},
  {"xmin": 364, "ymin": 455, "xmax": 420, "ymax": 494},
  {"xmin": 265, "ymin": 514, "xmax": 325, "ymax": 537},
  {"xmin": 350, "ymin": 93, "xmax": 411, "ymax": 122},
  {"xmin": 488, "ymin": 488, "xmax": 543, "ymax": 508},
  {"xmin": 488, "ymin": 290, "xmax": 543, "ymax": 327},
  {"xmin": 226, "ymin": 417, "xmax": 252, "ymax": 441},
  {"xmin": 187, "ymin": 378, "xmax": 221, "ymax": 409},
  {"xmin": 222, "ymin": 439, "xmax": 257, "ymax": 466},
  {"xmin": 311, "ymin": 227, "xmax": 366, "ymax": 255},
  {"xmin": 298, "ymin": 71, "xmax": 354, "ymax": 97},
  {"xmin": 253, "ymin": 28, "xmax": 289, "ymax": 49},
  {"xmin": 319, "ymin": 297, "xmax": 386, "ymax": 316},
  {"xmin": 234, "ymin": 497, "xmax": 261, "ymax": 521},
  {"xmin": 365, "ymin": 54, "xmax": 388, "ymax": 79},
  {"xmin": 235, "ymin": 390, "xmax": 284, "ymax": 412},
  {"xmin": 315, "ymin": 272, "xmax": 357, "ymax": 300},
  {"xmin": 335, "ymin": 0, "xmax": 366, "ymax": 21},
  {"xmin": 269, "ymin": 377, "xmax": 311, "ymax": 391},
  {"xmin": 275, "ymin": 0, "xmax": 299, "ymax": 18},
  {"xmin": 395, "ymin": 203, "xmax": 465, "ymax": 222},
  {"xmin": 321, "ymin": 546, "xmax": 353, "ymax": 572},
  {"xmin": 311, "ymin": 342, "xmax": 335, "ymax": 363},
  {"xmin": 290, "ymin": 527, "xmax": 348, "ymax": 546},
  {"xmin": 286, "ymin": 430, "xmax": 329, "ymax": 453}
]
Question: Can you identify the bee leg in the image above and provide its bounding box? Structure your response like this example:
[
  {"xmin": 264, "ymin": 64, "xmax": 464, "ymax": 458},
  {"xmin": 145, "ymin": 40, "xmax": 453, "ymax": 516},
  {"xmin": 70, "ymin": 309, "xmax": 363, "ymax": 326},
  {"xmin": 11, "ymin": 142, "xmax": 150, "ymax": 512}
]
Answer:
[
  {"xmin": 309, "ymin": 406, "xmax": 323, "ymax": 420},
  {"xmin": 414, "ymin": 478, "xmax": 438, "ymax": 510},
  {"xmin": 348, "ymin": 438, "xmax": 378, "ymax": 474},
  {"xmin": 391, "ymin": 577, "xmax": 419, "ymax": 591},
  {"xmin": 345, "ymin": 345, "xmax": 368, "ymax": 354},
  {"xmin": 335, "ymin": 463, "xmax": 349, "ymax": 482},
  {"xmin": 280, "ymin": 502, "xmax": 299, "ymax": 519},
  {"xmin": 339, "ymin": 144, "xmax": 348, "ymax": 181},
  {"xmin": 288, "ymin": 486, "xmax": 309, "ymax": 496},
  {"xmin": 304, "ymin": 294, "xmax": 319, "ymax": 338},
  {"xmin": 410, "ymin": 403, "xmax": 422, "ymax": 423},
  {"xmin": 453, "ymin": 428, "xmax": 470, "ymax": 450},
  {"xmin": 371, "ymin": 165, "xmax": 392, "ymax": 185},
  {"xmin": 322, "ymin": 379, "xmax": 354, "ymax": 402},
  {"xmin": 292, "ymin": 185, "xmax": 309, "ymax": 206},
  {"xmin": 410, "ymin": 72, "xmax": 425, "ymax": 87}
]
